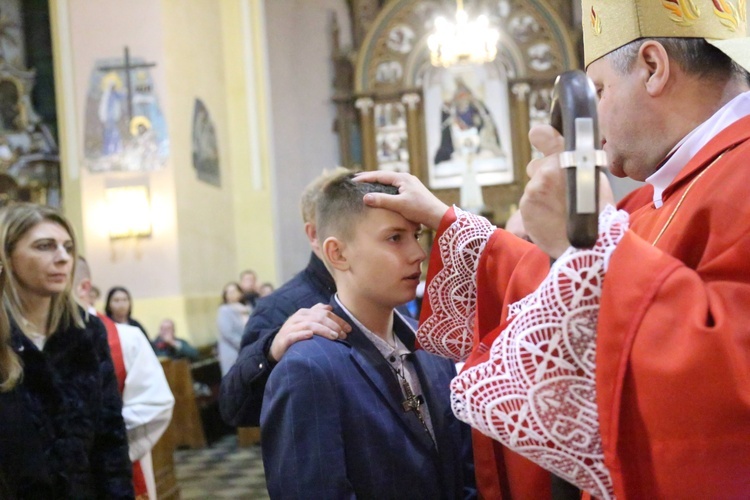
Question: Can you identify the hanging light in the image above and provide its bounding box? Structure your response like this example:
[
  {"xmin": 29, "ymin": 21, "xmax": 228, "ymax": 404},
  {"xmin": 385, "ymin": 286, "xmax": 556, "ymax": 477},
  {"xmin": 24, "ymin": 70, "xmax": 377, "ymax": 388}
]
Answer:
[{"xmin": 428, "ymin": 0, "xmax": 500, "ymax": 67}]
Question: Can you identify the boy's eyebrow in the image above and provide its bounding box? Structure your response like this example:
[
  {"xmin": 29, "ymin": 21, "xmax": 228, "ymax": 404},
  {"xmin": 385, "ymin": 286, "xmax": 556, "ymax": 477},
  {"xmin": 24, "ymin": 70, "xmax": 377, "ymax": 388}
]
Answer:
[
  {"xmin": 378, "ymin": 224, "xmax": 420, "ymax": 234},
  {"xmin": 378, "ymin": 226, "xmax": 407, "ymax": 233}
]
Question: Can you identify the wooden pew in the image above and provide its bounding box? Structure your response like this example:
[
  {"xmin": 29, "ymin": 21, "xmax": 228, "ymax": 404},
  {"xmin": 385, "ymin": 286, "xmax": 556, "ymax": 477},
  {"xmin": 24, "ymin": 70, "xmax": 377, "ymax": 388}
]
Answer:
[
  {"xmin": 163, "ymin": 358, "xmax": 207, "ymax": 449},
  {"xmin": 237, "ymin": 426, "xmax": 261, "ymax": 447},
  {"xmin": 151, "ymin": 359, "xmax": 180, "ymax": 499}
]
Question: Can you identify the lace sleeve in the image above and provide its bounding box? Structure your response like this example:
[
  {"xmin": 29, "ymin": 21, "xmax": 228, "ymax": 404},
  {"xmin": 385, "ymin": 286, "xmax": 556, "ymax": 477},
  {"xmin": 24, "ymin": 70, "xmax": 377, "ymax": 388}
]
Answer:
[
  {"xmin": 450, "ymin": 206, "xmax": 629, "ymax": 500},
  {"xmin": 417, "ymin": 207, "xmax": 496, "ymax": 361}
]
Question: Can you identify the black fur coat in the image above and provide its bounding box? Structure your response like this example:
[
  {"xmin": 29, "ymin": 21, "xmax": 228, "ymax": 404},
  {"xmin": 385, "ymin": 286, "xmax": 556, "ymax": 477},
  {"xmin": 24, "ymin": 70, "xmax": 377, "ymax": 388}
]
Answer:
[{"xmin": 1, "ymin": 311, "xmax": 133, "ymax": 499}]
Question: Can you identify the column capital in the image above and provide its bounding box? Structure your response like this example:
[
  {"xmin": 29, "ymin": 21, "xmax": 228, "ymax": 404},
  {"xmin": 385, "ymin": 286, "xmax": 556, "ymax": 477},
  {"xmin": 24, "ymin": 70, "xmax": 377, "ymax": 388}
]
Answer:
[
  {"xmin": 401, "ymin": 92, "xmax": 421, "ymax": 110},
  {"xmin": 355, "ymin": 97, "xmax": 374, "ymax": 114},
  {"xmin": 511, "ymin": 82, "xmax": 531, "ymax": 101}
]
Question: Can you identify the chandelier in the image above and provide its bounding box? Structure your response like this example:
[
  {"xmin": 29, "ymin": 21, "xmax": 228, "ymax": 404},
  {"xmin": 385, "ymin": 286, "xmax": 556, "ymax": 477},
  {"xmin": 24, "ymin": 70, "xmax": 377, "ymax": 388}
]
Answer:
[{"xmin": 428, "ymin": 0, "xmax": 500, "ymax": 67}]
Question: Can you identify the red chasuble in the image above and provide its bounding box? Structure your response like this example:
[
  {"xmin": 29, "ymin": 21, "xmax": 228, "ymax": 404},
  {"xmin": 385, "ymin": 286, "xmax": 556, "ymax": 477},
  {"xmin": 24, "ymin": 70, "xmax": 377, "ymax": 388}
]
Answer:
[
  {"xmin": 418, "ymin": 115, "xmax": 750, "ymax": 498},
  {"xmin": 596, "ymin": 114, "xmax": 750, "ymax": 497}
]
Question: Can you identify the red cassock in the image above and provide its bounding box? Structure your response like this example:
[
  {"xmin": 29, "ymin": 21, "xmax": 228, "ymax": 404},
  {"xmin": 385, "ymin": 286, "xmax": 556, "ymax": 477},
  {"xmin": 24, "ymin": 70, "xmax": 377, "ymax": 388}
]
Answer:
[{"xmin": 417, "ymin": 115, "xmax": 750, "ymax": 498}]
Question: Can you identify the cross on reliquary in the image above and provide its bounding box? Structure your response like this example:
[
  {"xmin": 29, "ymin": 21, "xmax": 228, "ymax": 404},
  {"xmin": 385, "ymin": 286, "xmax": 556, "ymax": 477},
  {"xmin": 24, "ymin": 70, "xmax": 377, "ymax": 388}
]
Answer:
[{"xmin": 99, "ymin": 46, "xmax": 156, "ymax": 125}]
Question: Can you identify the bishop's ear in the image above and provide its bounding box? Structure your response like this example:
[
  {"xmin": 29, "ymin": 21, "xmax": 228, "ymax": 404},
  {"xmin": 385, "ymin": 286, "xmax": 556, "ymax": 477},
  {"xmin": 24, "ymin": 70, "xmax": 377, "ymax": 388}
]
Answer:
[
  {"xmin": 322, "ymin": 236, "xmax": 349, "ymax": 271},
  {"xmin": 638, "ymin": 40, "xmax": 670, "ymax": 97}
]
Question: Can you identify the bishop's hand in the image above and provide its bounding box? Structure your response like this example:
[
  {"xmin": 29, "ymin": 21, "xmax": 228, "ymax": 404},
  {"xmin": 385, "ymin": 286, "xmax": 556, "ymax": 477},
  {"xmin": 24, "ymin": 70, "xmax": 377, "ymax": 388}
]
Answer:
[
  {"xmin": 356, "ymin": 171, "xmax": 449, "ymax": 230},
  {"xmin": 522, "ymin": 124, "xmax": 615, "ymax": 259},
  {"xmin": 521, "ymin": 125, "xmax": 573, "ymax": 259}
]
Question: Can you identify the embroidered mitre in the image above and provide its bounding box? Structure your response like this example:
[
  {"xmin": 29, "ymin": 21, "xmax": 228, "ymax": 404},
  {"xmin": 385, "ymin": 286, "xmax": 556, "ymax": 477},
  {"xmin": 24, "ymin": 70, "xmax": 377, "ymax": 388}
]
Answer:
[{"xmin": 583, "ymin": 0, "xmax": 750, "ymax": 72}]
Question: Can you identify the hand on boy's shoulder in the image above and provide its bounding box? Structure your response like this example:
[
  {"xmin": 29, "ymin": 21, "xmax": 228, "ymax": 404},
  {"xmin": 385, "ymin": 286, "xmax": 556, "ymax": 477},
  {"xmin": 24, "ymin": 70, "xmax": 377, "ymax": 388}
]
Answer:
[{"xmin": 268, "ymin": 303, "xmax": 351, "ymax": 362}]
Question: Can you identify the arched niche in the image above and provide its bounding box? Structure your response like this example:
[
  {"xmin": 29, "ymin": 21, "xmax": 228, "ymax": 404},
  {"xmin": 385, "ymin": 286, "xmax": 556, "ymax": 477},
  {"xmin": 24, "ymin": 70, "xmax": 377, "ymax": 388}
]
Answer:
[{"xmin": 353, "ymin": 0, "xmax": 577, "ymax": 224}]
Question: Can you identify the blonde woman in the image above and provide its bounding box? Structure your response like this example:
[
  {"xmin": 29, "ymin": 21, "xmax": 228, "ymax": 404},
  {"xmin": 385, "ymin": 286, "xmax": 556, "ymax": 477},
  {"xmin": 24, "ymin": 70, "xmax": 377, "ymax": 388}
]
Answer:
[
  {"xmin": 0, "ymin": 203, "xmax": 132, "ymax": 498},
  {"xmin": 0, "ymin": 246, "xmax": 28, "ymax": 498}
]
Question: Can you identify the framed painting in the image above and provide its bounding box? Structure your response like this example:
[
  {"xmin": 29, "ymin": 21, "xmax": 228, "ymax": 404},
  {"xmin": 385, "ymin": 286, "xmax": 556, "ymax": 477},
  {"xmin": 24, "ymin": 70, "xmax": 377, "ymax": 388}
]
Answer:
[
  {"xmin": 422, "ymin": 63, "xmax": 514, "ymax": 190},
  {"xmin": 374, "ymin": 100, "xmax": 410, "ymax": 173}
]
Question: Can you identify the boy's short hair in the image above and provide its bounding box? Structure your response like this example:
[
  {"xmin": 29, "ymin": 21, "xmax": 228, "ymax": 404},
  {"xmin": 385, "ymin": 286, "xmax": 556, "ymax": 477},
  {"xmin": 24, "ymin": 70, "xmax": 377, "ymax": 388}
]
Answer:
[
  {"xmin": 300, "ymin": 166, "xmax": 350, "ymax": 224},
  {"xmin": 316, "ymin": 173, "xmax": 399, "ymax": 243}
]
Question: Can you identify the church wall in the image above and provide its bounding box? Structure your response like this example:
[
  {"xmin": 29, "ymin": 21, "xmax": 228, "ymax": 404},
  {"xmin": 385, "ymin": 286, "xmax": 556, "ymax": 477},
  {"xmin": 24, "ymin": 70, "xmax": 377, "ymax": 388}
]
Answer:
[
  {"xmin": 54, "ymin": 0, "xmax": 186, "ymax": 339},
  {"xmin": 264, "ymin": 0, "xmax": 351, "ymax": 282},
  {"xmin": 160, "ymin": 0, "xmax": 244, "ymax": 345},
  {"xmin": 219, "ymin": 0, "xmax": 279, "ymax": 294},
  {"xmin": 51, "ymin": 0, "xmax": 283, "ymax": 345}
]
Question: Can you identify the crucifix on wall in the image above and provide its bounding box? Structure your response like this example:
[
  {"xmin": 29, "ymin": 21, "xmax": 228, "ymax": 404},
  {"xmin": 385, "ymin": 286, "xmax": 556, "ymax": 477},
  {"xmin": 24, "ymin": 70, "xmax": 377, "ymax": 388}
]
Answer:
[
  {"xmin": 98, "ymin": 46, "xmax": 156, "ymax": 130},
  {"xmin": 84, "ymin": 46, "xmax": 169, "ymax": 173}
]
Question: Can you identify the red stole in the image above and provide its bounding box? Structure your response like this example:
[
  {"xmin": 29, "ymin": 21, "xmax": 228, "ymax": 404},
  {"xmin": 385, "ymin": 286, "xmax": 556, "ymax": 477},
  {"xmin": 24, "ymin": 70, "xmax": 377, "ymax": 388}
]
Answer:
[{"xmin": 98, "ymin": 313, "xmax": 148, "ymax": 498}]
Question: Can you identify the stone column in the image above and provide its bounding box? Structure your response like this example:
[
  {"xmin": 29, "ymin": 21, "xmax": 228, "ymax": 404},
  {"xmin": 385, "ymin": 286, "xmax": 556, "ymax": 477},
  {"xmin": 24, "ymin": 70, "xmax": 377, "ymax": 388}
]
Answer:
[
  {"xmin": 355, "ymin": 97, "xmax": 376, "ymax": 170},
  {"xmin": 401, "ymin": 92, "xmax": 422, "ymax": 177},
  {"xmin": 511, "ymin": 82, "xmax": 531, "ymax": 182}
]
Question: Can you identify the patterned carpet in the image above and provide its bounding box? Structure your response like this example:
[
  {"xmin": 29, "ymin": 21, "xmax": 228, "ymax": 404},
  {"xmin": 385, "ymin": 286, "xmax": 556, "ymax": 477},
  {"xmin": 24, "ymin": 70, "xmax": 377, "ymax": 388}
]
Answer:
[{"xmin": 174, "ymin": 435, "xmax": 269, "ymax": 499}]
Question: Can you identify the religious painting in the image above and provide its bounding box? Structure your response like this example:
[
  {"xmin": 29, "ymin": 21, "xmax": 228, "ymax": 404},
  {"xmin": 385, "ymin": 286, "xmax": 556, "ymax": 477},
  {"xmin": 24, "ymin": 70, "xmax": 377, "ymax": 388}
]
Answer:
[
  {"xmin": 423, "ymin": 64, "xmax": 513, "ymax": 189},
  {"xmin": 83, "ymin": 50, "xmax": 169, "ymax": 172},
  {"xmin": 386, "ymin": 25, "xmax": 415, "ymax": 54},
  {"xmin": 0, "ymin": 1, "xmax": 24, "ymax": 69},
  {"xmin": 374, "ymin": 100, "xmax": 409, "ymax": 173},
  {"xmin": 508, "ymin": 12, "xmax": 541, "ymax": 43},
  {"xmin": 192, "ymin": 98, "xmax": 220, "ymax": 186},
  {"xmin": 0, "ymin": 78, "xmax": 20, "ymax": 131},
  {"xmin": 375, "ymin": 60, "xmax": 404, "ymax": 84},
  {"xmin": 527, "ymin": 42, "xmax": 555, "ymax": 72}
]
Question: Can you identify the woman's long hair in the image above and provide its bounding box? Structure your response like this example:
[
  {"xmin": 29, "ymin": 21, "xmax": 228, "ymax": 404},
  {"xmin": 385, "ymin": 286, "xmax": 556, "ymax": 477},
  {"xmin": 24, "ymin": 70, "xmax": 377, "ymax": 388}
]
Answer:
[
  {"xmin": 104, "ymin": 286, "xmax": 133, "ymax": 320},
  {"xmin": 0, "ymin": 203, "xmax": 83, "ymax": 391},
  {"xmin": 0, "ymin": 278, "xmax": 19, "ymax": 392}
]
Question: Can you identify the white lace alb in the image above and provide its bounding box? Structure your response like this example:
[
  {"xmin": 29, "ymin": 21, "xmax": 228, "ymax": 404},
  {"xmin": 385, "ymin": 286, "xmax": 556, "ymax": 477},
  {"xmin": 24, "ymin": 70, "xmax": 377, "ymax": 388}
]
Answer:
[
  {"xmin": 416, "ymin": 207, "xmax": 495, "ymax": 362},
  {"xmin": 449, "ymin": 206, "xmax": 629, "ymax": 499}
]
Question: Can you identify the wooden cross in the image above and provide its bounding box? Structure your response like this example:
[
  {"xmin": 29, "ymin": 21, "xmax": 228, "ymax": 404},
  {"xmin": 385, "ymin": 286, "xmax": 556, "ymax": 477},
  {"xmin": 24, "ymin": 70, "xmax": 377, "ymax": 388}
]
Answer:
[{"xmin": 99, "ymin": 46, "xmax": 156, "ymax": 125}]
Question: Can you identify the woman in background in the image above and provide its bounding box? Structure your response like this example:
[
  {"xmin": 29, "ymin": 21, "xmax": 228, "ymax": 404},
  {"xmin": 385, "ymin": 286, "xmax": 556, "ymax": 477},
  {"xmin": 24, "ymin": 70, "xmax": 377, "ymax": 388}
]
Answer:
[
  {"xmin": 0, "ymin": 203, "xmax": 132, "ymax": 498},
  {"xmin": 216, "ymin": 282, "xmax": 250, "ymax": 375},
  {"xmin": 106, "ymin": 285, "xmax": 149, "ymax": 340}
]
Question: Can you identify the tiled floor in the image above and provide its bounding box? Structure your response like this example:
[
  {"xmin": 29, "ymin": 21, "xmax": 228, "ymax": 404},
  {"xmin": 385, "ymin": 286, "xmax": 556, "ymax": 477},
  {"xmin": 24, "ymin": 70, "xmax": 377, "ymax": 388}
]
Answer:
[{"xmin": 174, "ymin": 435, "xmax": 269, "ymax": 499}]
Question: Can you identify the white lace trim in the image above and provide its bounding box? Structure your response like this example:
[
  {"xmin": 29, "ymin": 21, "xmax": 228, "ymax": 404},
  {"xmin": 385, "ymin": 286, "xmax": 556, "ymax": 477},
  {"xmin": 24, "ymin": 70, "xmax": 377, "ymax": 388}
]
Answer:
[
  {"xmin": 450, "ymin": 205, "xmax": 629, "ymax": 500},
  {"xmin": 417, "ymin": 207, "xmax": 496, "ymax": 362}
]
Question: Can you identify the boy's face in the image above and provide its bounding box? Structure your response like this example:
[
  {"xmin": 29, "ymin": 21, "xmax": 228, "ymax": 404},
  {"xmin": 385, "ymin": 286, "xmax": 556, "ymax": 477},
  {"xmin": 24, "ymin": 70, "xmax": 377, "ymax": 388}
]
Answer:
[{"xmin": 339, "ymin": 207, "xmax": 426, "ymax": 310}]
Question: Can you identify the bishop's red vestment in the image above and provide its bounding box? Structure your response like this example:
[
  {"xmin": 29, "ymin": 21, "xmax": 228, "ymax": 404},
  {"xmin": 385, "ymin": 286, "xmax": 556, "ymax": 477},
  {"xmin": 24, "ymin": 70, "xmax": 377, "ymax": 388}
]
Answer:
[{"xmin": 418, "ymin": 114, "xmax": 750, "ymax": 498}]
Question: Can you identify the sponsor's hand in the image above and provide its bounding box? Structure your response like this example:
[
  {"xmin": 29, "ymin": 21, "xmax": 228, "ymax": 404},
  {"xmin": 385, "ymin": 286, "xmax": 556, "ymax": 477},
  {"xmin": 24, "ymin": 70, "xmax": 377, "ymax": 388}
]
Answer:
[{"xmin": 269, "ymin": 303, "xmax": 351, "ymax": 362}]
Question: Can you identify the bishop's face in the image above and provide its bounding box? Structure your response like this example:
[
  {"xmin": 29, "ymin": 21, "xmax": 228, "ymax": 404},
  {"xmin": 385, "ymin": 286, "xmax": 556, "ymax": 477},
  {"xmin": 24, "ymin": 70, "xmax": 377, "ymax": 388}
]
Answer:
[{"xmin": 588, "ymin": 55, "xmax": 667, "ymax": 181}]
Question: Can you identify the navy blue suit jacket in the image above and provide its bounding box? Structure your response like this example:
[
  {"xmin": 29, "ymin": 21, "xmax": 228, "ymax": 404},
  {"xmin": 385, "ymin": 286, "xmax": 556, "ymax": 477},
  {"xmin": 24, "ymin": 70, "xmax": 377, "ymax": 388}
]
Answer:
[
  {"xmin": 261, "ymin": 299, "xmax": 475, "ymax": 499},
  {"xmin": 220, "ymin": 253, "xmax": 336, "ymax": 427},
  {"xmin": 220, "ymin": 253, "xmax": 419, "ymax": 427}
]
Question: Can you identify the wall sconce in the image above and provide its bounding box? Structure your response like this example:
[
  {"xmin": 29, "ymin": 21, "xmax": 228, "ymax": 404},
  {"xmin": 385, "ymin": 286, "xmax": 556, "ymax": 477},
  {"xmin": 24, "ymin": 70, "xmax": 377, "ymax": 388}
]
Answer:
[{"xmin": 106, "ymin": 185, "xmax": 152, "ymax": 239}]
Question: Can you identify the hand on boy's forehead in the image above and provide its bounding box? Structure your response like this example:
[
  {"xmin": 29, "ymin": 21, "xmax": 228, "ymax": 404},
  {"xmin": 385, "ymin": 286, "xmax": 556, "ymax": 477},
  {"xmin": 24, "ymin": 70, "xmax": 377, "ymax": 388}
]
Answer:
[{"xmin": 366, "ymin": 206, "xmax": 421, "ymax": 234}]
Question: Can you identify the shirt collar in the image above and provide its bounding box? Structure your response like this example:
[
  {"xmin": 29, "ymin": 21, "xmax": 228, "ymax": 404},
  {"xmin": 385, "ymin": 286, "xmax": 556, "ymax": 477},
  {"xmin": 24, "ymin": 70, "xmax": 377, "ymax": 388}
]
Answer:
[
  {"xmin": 646, "ymin": 91, "xmax": 750, "ymax": 208},
  {"xmin": 334, "ymin": 294, "xmax": 410, "ymax": 358}
]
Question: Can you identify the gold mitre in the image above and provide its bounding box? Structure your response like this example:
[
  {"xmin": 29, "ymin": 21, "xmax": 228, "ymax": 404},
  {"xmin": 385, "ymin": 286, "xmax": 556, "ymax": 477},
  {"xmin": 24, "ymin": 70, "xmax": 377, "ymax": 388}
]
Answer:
[{"xmin": 582, "ymin": 0, "xmax": 750, "ymax": 72}]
